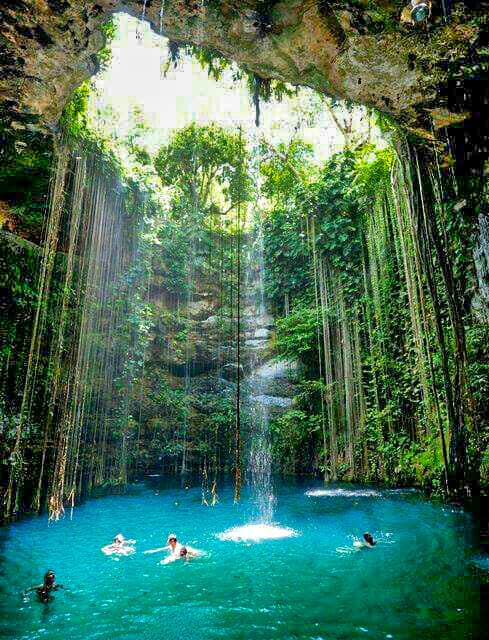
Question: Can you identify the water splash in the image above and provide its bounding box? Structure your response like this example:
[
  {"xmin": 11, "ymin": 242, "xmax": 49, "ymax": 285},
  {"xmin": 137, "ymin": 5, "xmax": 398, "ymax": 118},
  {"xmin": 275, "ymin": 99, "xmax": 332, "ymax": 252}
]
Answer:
[{"xmin": 218, "ymin": 523, "xmax": 298, "ymax": 543}]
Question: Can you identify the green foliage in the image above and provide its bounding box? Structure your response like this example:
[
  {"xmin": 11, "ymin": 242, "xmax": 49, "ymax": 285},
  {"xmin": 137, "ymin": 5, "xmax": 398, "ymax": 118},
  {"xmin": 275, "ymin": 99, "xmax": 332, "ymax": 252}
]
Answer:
[
  {"xmin": 98, "ymin": 18, "xmax": 117, "ymax": 70},
  {"xmin": 271, "ymin": 409, "xmax": 320, "ymax": 475},
  {"xmin": 155, "ymin": 123, "xmax": 252, "ymax": 217},
  {"xmin": 264, "ymin": 136, "xmax": 486, "ymax": 494},
  {"xmin": 275, "ymin": 306, "xmax": 319, "ymax": 372},
  {"xmin": 352, "ymin": 144, "xmax": 394, "ymax": 200},
  {"xmin": 263, "ymin": 207, "xmax": 310, "ymax": 311},
  {"xmin": 60, "ymin": 82, "xmax": 91, "ymax": 138},
  {"xmin": 185, "ymin": 43, "xmax": 296, "ymax": 105},
  {"xmin": 260, "ymin": 139, "xmax": 315, "ymax": 204},
  {"xmin": 0, "ymin": 124, "xmax": 52, "ymax": 241}
]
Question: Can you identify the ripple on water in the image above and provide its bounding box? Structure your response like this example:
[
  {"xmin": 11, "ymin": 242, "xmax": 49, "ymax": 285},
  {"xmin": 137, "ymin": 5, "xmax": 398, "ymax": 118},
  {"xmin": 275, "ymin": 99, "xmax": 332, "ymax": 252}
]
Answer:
[
  {"xmin": 305, "ymin": 488, "xmax": 381, "ymax": 498},
  {"xmin": 217, "ymin": 523, "xmax": 299, "ymax": 543}
]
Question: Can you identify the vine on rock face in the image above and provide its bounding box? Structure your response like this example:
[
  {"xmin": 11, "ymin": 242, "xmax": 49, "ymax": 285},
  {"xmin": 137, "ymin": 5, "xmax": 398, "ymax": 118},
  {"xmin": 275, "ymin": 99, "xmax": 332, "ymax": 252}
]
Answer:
[{"xmin": 263, "ymin": 138, "xmax": 486, "ymax": 497}]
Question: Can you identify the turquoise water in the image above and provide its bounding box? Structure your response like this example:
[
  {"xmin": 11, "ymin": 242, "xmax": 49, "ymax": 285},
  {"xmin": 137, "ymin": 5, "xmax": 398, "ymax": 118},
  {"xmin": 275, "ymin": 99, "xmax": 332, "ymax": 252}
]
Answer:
[{"xmin": 0, "ymin": 480, "xmax": 481, "ymax": 640}]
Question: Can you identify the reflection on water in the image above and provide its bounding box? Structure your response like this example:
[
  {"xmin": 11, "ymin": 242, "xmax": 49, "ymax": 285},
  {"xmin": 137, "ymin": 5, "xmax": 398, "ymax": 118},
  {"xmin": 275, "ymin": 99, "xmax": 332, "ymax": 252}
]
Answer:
[{"xmin": 0, "ymin": 480, "xmax": 482, "ymax": 640}]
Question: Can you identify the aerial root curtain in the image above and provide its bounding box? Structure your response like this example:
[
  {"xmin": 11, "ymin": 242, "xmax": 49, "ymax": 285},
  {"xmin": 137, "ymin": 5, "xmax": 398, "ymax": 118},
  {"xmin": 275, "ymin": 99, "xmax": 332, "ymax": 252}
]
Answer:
[{"xmin": 5, "ymin": 135, "xmax": 149, "ymax": 521}]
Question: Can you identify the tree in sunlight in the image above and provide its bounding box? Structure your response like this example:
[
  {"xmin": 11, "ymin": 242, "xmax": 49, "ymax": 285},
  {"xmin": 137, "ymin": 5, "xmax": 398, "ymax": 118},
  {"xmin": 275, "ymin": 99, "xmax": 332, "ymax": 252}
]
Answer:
[{"xmin": 154, "ymin": 123, "xmax": 252, "ymax": 223}]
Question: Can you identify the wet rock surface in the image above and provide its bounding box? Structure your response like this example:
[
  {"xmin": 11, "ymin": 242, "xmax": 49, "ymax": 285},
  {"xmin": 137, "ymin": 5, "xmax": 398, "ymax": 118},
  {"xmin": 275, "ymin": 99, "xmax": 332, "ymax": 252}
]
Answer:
[{"xmin": 1, "ymin": 1, "xmax": 487, "ymax": 137}]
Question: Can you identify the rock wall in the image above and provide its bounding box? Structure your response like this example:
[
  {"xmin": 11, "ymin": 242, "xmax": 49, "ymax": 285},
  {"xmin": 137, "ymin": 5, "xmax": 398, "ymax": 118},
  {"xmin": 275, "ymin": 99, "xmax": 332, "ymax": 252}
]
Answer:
[
  {"xmin": 148, "ymin": 244, "xmax": 298, "ymax": 414},
  {"xmin": 1, "ymin": 1, "xmax": 487, "ymax": 136}
]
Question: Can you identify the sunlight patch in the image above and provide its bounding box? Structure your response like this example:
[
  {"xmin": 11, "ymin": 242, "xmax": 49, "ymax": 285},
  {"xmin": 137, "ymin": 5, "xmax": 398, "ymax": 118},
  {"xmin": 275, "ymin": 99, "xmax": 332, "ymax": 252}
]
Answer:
[{"xmin": 217, "ymin": 523, "xmax": 299, "ymax": 543}]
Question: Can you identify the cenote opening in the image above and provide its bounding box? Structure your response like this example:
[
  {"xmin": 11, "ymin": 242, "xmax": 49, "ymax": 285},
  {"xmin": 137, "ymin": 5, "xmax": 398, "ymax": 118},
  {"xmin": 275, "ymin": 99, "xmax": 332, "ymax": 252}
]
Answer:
[{"xmin": 0, "ymin": 4, "xmax": 488, "ymax": 639}]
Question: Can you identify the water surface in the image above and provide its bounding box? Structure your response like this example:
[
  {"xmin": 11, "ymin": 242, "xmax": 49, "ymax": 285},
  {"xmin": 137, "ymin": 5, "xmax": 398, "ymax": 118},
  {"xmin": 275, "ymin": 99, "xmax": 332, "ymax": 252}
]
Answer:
[{"xmin": 0, "ymin": 480, "xmax": 481, "ymax": 640}]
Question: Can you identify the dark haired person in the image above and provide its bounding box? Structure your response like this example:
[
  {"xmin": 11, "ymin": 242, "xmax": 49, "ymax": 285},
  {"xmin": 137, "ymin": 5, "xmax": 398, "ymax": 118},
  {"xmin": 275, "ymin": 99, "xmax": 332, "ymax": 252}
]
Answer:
[
  {"xmin": 24, "ymin": 570, "xmax": 65, "ymax": 603},
  {"xmin": 101, "ymin": 533, "xmax": 136, "ymax": 555},
  {"xmin": 362, "ymin": 532, "xmax": 376, "ymax": 547},
  {"xmin": 144, "ymin": 533, "xmax": 182, "ymax": 558},
  {"xmin": 354, "ymin": 532, "xmax": 377, "ymax": 549}
]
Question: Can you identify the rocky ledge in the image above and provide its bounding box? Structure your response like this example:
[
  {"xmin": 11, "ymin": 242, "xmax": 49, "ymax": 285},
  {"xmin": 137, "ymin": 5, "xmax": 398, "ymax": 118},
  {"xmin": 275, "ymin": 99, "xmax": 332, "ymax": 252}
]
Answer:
[{"xmin": 1, "ymin": 1, "xmax": 488, "ymax": 137}]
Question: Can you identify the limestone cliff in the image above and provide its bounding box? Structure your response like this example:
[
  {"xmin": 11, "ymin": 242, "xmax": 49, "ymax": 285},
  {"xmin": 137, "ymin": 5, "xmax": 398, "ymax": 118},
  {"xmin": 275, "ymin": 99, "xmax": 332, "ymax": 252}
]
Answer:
[{"xmin": 1, "ymin": 1, "xmax": 487, "ymax": 138}]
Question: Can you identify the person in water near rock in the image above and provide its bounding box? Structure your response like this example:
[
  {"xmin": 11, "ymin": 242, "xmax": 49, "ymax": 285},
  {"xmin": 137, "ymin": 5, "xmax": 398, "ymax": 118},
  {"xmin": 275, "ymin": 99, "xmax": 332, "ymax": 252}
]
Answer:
[
  {"xmin": 144, "ymin": 533, "xmax": 202, "ymax": 564},
  {"xmin": 24, "ymin": 570, "xmax": 64, "ymax": 603},
  {"xmin": 101, "ymin": 533, "xmax": 136, "ymax": 555}
]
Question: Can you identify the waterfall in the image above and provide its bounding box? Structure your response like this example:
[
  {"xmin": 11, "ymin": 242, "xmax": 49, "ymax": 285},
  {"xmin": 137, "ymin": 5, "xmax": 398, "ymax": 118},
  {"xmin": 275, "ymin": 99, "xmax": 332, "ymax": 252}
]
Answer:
[
  {"xmin": 219, "ymin": 221, "xmax": 300, "ymax": 540},
  {"xmin": 244, "ymin": 222, "xmax": 276, "ymax": 523},
  {"xmin": 136, "ymin": 0, "xmax": 148, "ymax": 40}
]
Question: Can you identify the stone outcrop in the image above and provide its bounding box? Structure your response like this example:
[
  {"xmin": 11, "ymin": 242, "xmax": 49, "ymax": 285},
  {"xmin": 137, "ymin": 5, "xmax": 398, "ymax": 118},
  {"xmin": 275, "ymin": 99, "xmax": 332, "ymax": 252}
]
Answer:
[
  {"xmin": 249, "ymin": 358, "xmax": 300, "ymax": 415},
  {"xmin": 1, "ymin": 1, "xmax": 487, "ymax": 137}
]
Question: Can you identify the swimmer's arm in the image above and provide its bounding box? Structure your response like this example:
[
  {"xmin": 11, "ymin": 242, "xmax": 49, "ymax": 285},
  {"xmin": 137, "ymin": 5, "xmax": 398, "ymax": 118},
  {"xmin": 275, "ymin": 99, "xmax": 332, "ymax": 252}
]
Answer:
[
  {"xmin": 23, "ymin": 584, "xmax": 42, "ymax": 595},
  {"xmin": 102, "ymin": 544, "xmax": 116, "ymax": 553},
  {"xmin": 143, "ymin": 545, "xmax": 169, "ymax": 554}
]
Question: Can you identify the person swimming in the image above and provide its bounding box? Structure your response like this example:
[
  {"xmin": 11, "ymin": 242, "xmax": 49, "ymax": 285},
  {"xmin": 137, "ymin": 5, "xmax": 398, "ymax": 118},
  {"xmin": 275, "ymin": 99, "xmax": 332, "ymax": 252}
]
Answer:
[
  {"xmin": 144, "ymin": 534, "xmax": 202, "ymax": 564},
  {"xmin": 354, "ymin": 532, "xmax": 377, "ymax": 549},
  {"xmin": 363, "ymin": 532, "xmax": 376, "ymax": 547},
  {"xmin": 24, "ymin": 570, "xmax": 64, "ymax": 603},
  {"xmin": 101, "ymin": 533, "xmax": 136, "ymax": 555},
  {"xmin": 144, "ymin": 533, "xmax": 181, "ymax": 557}
]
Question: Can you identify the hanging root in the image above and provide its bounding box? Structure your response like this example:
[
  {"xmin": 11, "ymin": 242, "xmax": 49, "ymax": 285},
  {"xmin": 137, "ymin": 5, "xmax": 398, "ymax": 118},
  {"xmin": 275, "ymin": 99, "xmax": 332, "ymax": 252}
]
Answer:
[
  {"xmin": 48, "ymin": 493, "xmax": 65, "ymax": 522},
  {"xmin": 67, "ymin": 488, "xmax": 75, "ymax": 520},
  {"xmin": 201, "ymin": 467, "xmax": 209, "ymax": 506},
  {"xmin": 168, "ymin": 40, "xmax": 181, "ymax": 68},
  {"xmin": 211, "ymin": 480, "xmax": 219, "ymax": 506}
]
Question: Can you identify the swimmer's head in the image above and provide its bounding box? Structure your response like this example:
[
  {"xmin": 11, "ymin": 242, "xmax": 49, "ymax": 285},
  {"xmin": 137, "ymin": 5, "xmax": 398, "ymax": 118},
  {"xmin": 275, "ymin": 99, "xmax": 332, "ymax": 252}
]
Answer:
[
  {"xmin": 167, "ymin": 533, "xmax": 177, "ymax": 547},
  {"xmin": 44, "ymin": 571, "xmax": 55, "ymax": 586},
  {"xmin": 363, "ymin": 532, "xmax": 375, "ymax": 546},
  {"xmin": 114, "ymin": 534, "xmax": 124, "ymax": 544},
  {"xmin": 180, "ymin": 546, "xmax": 188, "ymax": 557}
]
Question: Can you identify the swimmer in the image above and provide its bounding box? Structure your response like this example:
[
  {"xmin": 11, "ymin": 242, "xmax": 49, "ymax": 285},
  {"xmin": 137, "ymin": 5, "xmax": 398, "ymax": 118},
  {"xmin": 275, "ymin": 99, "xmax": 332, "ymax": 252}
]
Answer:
[
  {"xmin": 353, "ymin": 532, "xmax": 377, "ymax": 549},
  {"xmin": 24, "ymin": 570, "xmax": 64, "ymax": 603},
  {"xmin": 101, "ymin": 533, "xmax": 136, "ymax": 556},
  {"xmin": 161, "ymin": 543, "xmax": 203, "ymax": 565},
  {"xmin": 145, "ymin": 534, "xmax": 202, "ymax": 564}
]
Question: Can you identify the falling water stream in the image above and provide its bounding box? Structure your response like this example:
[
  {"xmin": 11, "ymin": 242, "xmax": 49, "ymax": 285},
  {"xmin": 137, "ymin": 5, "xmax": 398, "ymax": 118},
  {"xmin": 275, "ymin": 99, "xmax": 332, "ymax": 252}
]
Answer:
[
  {"xmin": 220, "ymin": 216, "xmax": 299, "ymax": 543},
  {"xmin": 244, "ymin": 224, "xmax": 275, "ymax": 524}
]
